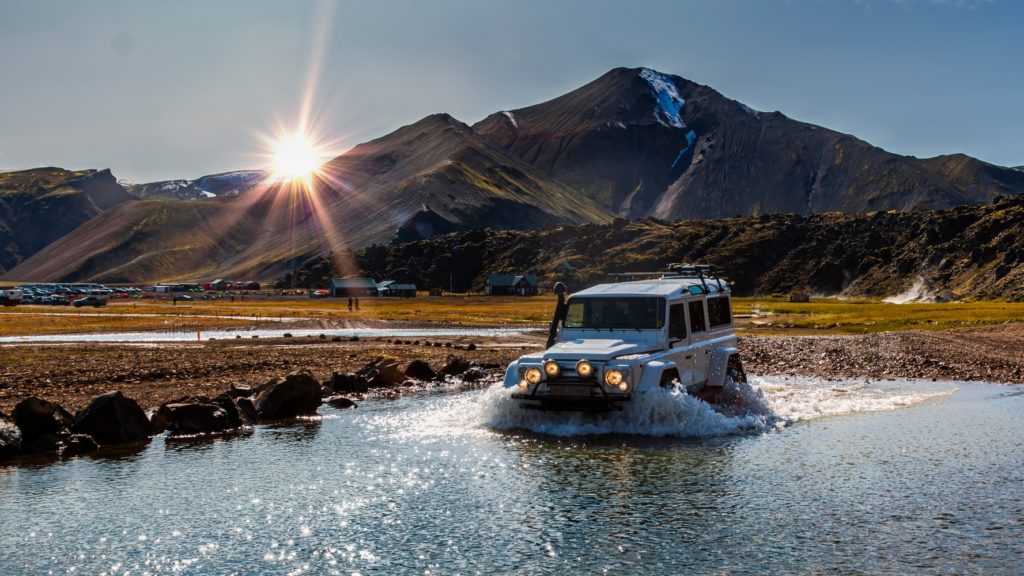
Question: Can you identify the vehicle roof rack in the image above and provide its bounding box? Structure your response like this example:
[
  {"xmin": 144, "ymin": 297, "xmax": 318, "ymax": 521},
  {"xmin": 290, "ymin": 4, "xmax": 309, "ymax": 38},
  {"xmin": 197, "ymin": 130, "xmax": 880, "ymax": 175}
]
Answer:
[{"xmin": 607, "ymin": 263, "xmax": 726, "ymax": 292}]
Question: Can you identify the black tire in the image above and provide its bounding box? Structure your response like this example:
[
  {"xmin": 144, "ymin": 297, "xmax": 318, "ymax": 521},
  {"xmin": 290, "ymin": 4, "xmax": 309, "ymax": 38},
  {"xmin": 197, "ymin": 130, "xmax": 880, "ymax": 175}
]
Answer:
[
  {"xmin": 659, "ymin": 369, "xmax": 680, "ymax": 388},
  {"xmin": 726, "ymin": 356, "xmax": 747, "ymax": 384}
]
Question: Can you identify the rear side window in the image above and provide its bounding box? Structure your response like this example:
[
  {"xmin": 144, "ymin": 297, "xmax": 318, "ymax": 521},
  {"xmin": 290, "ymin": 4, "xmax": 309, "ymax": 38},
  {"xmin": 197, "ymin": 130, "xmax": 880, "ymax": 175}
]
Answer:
[
  {"xmin": 707, "ymin": 297, "xmax": 732, "ymax": 328},
  {"xmin": 669, "ymin": 303, "xmax": 687, "ymax": 340},
  {"xmin": 688, "ymin": 300, "xmax": 706, "ymax": 333}
]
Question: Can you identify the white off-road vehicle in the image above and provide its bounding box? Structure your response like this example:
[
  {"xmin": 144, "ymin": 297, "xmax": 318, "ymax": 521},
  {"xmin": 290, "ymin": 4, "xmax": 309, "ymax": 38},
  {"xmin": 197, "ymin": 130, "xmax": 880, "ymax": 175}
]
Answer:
[{"xmin": 504, "ymin": 265, "xmax": 747, "ymax": 412}]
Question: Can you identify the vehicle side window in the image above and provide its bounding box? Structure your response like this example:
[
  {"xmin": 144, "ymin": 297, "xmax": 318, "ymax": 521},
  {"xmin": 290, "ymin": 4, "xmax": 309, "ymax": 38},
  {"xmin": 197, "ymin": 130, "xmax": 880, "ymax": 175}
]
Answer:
[
  {"xmin": 707, "ymin": 297, "xmax": 732, "ymax": 328},
  {"xmin": 688, "ymin": 300, "xmax": 706, "ymax": 334},
  {"xmin": 669, "ymin": 303, "xmax": 687, "ymax": 340}
]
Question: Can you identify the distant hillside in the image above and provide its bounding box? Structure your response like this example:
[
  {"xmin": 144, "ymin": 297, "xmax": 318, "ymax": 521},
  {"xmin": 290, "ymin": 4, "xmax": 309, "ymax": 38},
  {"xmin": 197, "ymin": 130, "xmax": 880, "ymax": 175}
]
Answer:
[
  {"xmin": 474, "ymin": 67, "xmax": 1024, "ymax": 219},
  {"xmin": 0, "ymin": 168, "xmax": 134, "ymax": 273},
  {"xmin": 281, "ymin": 194, "xmax": 1024, "ymax": 301},
  {"xmin": 125, "ymin": 170, "xmax": 268, "ymax": 200},
  {"xmin": 4, "ymin": 115, "xmax": 614, "ymax": 283}
]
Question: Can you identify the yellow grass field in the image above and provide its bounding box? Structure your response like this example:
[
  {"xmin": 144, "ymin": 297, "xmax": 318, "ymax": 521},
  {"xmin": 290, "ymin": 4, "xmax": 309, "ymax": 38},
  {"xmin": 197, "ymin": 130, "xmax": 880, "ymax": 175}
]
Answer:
[{"xmin": 0, "ymin": 295, "xmax": 1022, "ymax": 337}]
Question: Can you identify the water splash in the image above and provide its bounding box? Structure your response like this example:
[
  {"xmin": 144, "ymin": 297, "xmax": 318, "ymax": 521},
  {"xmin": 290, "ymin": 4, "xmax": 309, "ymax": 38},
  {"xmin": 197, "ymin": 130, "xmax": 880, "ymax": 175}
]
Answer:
[{"xmin": 476, "ymin": 376, "xmax": 956, "ymax": 438}]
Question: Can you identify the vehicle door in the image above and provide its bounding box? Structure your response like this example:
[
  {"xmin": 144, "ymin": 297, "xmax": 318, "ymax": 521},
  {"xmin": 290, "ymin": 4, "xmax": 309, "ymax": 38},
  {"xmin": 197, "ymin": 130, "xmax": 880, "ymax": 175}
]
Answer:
[
  {"xmin": 688, "ymin": 298, "xmax": 709, "ymax": 385},
  {"xmin": 667, "ymin": 301, "xmax": 694, "ymax": 387}
]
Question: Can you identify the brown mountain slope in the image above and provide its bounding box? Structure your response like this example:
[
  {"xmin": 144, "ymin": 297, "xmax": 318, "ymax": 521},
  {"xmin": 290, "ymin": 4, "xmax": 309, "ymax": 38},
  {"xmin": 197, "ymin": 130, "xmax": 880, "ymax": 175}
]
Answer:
[
  {"xmin": 0, "ymin": 168, "xmax": 134, "ymax": 273},
  {"xmin": 473, "ymin": 67, "xmax": 1024, "ymax": 219},
  {"xmin": 4, "ymin": 115, "xmax": 614, "ymax": 282}
]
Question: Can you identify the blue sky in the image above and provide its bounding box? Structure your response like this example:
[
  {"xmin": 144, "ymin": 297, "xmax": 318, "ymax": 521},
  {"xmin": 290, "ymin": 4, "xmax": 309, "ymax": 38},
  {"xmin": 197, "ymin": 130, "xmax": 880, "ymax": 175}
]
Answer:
[{"xmin": 0, "ymin": 0, "xmax": 1019, "ymax": 181}]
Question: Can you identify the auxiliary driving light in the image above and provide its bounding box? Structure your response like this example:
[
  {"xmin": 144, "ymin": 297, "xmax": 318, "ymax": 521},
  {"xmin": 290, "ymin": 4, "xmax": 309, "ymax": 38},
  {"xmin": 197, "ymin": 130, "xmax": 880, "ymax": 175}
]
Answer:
[
  {"xmin": 518, "ymin": 379, "xmax": 529, "ymax": 391},
  {"xmin": 543, "ymin": 360, "xmax": 561, "ymax": 378},
  {"xmin": 576, "ymin": 360, "xmax": 594, "ymax": 378},
  {"xmin": 524, "ymin": 367, "xmax": 542, "ymax": 384}
]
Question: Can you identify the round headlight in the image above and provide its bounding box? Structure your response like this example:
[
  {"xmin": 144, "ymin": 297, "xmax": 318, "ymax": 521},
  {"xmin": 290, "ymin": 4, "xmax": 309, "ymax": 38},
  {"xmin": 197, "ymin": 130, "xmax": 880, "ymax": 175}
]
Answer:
[
  {"xmin": 524, "ymin": 367, "xmax": 542, "ymax": 384},
  {"xmin": 543, "ymin": 360, "xmax": 560, "ymax": 378},
  {"xmin": 604, "ymin": 369, "xmax": 624, "ymax": 387},
  {"xmin": 617, "ymin": 381, "xmax": 630, "ymax": 393},
  {"xmin": 576, "ymin": 360, "xmax": 594, "ymax": 378}
]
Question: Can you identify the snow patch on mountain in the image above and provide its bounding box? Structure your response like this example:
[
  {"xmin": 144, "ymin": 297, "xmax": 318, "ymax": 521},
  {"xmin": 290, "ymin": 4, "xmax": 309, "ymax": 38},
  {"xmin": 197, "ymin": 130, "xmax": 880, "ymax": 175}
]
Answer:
[
  {"xmin": 671, "ymin": 130, "xmax": 698, "ymax": 169},
  {"xmin": 639, "ymin": 68, "xmax": 686, "ymax": 128},
  {"xmin": 501, "ymin": 111, "xmax": 518, "ymax": 129}
]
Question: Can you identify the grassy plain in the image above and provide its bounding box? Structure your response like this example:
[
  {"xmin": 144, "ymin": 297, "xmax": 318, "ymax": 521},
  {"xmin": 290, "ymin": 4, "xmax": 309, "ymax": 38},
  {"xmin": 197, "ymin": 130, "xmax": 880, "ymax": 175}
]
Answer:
[{"xmin": 1, "ymin": 295, "xmax": 1022, "ymax": 337}]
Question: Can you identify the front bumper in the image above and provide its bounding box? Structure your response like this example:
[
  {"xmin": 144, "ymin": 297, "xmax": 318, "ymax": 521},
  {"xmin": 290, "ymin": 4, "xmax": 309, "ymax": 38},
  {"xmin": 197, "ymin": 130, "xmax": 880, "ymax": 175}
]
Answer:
[{"xmin": 510, "ymin": 384, "xmax": 631, "ymax": 412}]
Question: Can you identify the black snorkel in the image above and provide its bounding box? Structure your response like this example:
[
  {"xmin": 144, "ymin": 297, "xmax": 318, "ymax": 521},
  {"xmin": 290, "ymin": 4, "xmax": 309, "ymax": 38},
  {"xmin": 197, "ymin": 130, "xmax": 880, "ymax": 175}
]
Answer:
[{"xmin": 546, "ymin": 282, "xmax": 568, "ymax": 349}]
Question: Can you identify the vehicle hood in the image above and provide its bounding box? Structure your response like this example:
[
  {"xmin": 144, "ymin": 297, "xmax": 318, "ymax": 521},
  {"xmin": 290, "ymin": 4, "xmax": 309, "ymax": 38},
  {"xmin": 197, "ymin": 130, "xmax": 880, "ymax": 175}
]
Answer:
[{"xmin": 544, "ymin": 339, "xmax": 656, "ymax": 361}]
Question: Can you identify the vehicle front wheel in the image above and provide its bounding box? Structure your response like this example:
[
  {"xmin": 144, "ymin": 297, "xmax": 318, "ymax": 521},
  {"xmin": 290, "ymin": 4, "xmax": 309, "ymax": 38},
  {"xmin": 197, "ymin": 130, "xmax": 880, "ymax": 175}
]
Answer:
[
  {"xmin": 659, "ymin": 369, "xmax": 680, "ymax": 388},
  {"xmin": 726, "ymin": 356, "xmax": 747, "ymax": 384}
]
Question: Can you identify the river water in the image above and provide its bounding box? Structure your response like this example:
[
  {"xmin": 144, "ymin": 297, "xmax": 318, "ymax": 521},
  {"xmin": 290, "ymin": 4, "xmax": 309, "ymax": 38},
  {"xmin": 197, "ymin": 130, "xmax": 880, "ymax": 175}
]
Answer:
[{"xmin": 1, "ymin": 377, "xmax": 1022, "ymax": 574}]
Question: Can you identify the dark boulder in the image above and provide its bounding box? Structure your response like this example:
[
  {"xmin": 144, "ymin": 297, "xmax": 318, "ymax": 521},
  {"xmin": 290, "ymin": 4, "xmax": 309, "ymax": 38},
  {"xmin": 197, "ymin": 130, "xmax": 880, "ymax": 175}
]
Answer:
[
  {"xmin": 328, "ymin": 371, "xmax": 369, "ymax": 394},
  {"xmin": 23, "ymin": 433, "xmax": 61, "ymax": 454},
  {"xmin": 326, "ymin": 396, "xmax": 358, "ymax": 409},
  {"xmin": 403, "ymin": 359, "xmax": 437, "ymax": 381},
  {"xmin": 12, "ymin": 397, "xmax": 73, "ymax": 444},
  {"xmin": 362, "ymin": 359, "xmax": 405, "ymax": 388},
  {"xmin": 439, "ymin": 355, "xmax": 471, "ymax": 376},
  {"xmin": 235, "ymin": 396, "xmax": 257, "ymax": 424},
  {"xmin": 72, "ymin": 391, "xmax": 153, "ymax": 445},
  {"xmin": 0, "ymin": 412, "xmax": 23, "ymax": 461},
  {"xmin": 461, "ymin": 367, "xmax": 487, "ymax": 382},
  {"xmin": 61, "ymin": 434, "xmax": 99, "ymax": 457},
  {"xmin": 155, "ymin": 402, "xmax": 236, "ymax": 436},
  {"xmin": 253, "ymin": 371, "xmax": 322, "ymax": 421}
]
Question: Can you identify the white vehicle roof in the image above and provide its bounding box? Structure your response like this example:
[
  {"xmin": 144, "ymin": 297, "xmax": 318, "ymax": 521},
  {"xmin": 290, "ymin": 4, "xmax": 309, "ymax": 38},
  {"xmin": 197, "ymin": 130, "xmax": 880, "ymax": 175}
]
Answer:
[{"xmin": 571, "ymin": 277, "xmax": 730, "ymax": 299}]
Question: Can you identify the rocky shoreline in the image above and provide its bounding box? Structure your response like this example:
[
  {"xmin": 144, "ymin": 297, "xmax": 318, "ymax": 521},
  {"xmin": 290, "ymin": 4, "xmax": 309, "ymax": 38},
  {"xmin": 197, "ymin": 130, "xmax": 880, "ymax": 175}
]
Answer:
[{"xmin": 0, "ymin": 354, "xmax": 496, "ymax": 465}]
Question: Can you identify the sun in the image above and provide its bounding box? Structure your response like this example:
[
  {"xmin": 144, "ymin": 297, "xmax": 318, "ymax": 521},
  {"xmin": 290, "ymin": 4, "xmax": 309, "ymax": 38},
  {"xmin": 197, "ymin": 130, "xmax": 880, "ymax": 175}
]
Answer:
[{"xmin": 271, "ymin": 133, "xmax": 324, "ymax": 181}]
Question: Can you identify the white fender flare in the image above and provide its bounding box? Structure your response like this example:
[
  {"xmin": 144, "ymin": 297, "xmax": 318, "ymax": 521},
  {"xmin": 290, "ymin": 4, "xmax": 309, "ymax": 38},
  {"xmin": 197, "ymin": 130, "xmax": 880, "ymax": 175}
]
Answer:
[
  {"xmin": 707, "ymin": 347, "xmax": 740, "ymax": 388},
  {"xmin": 637, "ymin": 359, "xmax": 679, "ymax": 391},
  {"xmin": 502, "ymin": 361, "xmax": 520, "ymax": 388}
]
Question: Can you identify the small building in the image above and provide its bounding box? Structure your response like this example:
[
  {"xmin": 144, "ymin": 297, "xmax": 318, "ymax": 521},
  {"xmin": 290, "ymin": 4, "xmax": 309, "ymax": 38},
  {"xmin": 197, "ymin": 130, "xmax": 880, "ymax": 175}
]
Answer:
[
  {"xmin": 209, "ymin": 279, "xmax": 230, "ymax": 291},
  {"xmin": 381, "ymin": 283, "xmax": 417, "ymax": 298},
  {"xmin": 376, "ymin": 280, "xmax": 396, "ymax": 295},
  {"xmin": 485, "ymin": 274, "xmax": 538, "ymax": 296},
  {"xmin": 330, "ymin": 277, "xmax": 378, "ymax": 297}
]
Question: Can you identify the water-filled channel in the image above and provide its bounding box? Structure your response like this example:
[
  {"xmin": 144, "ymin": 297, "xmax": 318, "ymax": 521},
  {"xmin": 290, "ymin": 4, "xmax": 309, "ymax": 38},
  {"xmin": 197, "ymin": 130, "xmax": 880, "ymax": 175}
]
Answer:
[{"xmin": 1, "ymin": 377, "xmax": 1021, "ymax": 574}]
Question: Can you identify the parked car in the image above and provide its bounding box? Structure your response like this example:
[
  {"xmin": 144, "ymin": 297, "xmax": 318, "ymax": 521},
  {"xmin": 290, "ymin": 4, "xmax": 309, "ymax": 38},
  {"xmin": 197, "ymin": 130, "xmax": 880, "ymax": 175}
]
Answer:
[{"xmin": 73, "ymin": 296, "xmax": 108, "ymax": 308}]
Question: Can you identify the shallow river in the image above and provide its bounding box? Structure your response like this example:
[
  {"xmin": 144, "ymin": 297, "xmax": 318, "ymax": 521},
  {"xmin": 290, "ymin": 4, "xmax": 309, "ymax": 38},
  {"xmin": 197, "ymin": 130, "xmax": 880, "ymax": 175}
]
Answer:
[{"xmin": 1, "ymin": 377, "xmax": 1022, "ymax": 574}]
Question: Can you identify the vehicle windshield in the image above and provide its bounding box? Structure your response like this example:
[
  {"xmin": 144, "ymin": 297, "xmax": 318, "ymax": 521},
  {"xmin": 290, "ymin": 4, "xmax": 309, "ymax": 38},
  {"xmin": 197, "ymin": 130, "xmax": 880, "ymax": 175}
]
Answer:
[{"xmin": 564, "ymin": 297, "xmax": 665, "ymax": 330}]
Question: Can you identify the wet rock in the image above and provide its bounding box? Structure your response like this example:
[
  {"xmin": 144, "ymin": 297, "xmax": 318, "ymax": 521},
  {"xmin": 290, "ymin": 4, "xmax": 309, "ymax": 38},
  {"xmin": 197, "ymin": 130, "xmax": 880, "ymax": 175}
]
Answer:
[
  {"xmin": 61, "ymin": 434, "xmax": 99, "ymax": 457},
  {"xmin": 0, "ymin": 412, "xmax": 23, "ymax": 460},
  {"xmin": 354, "ymin": 359, "xmax": 405, "ymax": 388},
  {"xmin": 461, "ymin": 367, "xmax": 487, "ymax": 383},
  {"xmin": 328, "ymin": 371, "xmax": 369, "ymax": 394},
  {"xmin": 326, "ymin": 396, "xmax": 357, "ymax": 409},
  {"xmin": 439, "ymin": 355, "xmax": 471, "ymax": 376},
  {"xmin": 404, "ymin": 359, "xmax": 437, "ymax": 381},
  {"xmin": 23, "ymin": 433, "xmax": 61, "ymax": 454},
  {"xmin": 72, "ymin": 391, "xmax": 153, "ymax": 446},
  {"xmin": 12, "ymin": 397, "xmax": 73, "ymax": 444},
  {"xmin": 234, "ymin": 396, "xmax": 257, "ymax": 424},
  {"xmin": 156, "ymin": 402, "xmax": 236, "ymax": 436},
  {"xmin": 253, "ymin": 370, "xmax": 322, "ymax": 421},
  {"xmin": 224, "ymin": 384, "xmax": 256, "ymax": 399}
]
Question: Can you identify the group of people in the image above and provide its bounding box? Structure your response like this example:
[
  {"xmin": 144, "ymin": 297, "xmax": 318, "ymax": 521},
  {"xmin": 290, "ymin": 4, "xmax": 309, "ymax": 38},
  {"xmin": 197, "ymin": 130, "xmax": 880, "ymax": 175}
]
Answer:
[{"xmin": 347, "ymin": 297, "xmax": 361, "ymax": 311}]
